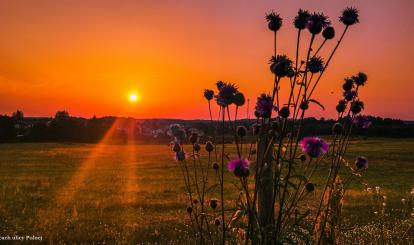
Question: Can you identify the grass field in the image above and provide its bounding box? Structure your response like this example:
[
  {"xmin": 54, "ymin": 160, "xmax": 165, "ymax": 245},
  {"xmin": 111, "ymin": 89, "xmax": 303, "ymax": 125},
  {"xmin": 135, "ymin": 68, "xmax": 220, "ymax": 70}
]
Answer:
[{"xmin": 0, "ymin": 139, "xmax": 413, "ymax": 243}]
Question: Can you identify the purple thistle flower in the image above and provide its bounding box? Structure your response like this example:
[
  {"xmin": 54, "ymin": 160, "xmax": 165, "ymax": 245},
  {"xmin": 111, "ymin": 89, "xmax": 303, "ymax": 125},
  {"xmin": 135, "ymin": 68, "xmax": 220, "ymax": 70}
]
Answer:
[
  {"xmin": 266, "ymin": 11, "xmax": 283, "ymax": 32},
  {"xmin": 344, "ymin": 90, "xmax": 357, "ymax": 101},
  {"xmin": 353, "ymin": 72, "xmax": 368, "ymax": 86},
  {"xmin": 255, "ymin": 94, "xmax": 273, "ymax": 118},
  {"xmin": 294, "ymin": 9, "xmax": 310, "ymax": 30},
  {"xmin": 322, "ymin": 26, "xmax": 335, "ymax": 39},
  {"xmin": 216, "ymin": 82, "xmax": 238, "ymax": 107},
  {"xmin": 299, "ymin": 137, "xmax": 329, "ymax": 158},
  {"xmin": 227, "ymin": 158, "xmax": 250, "ymax": 177},
  {"xmin": 340, "ymin": 7, "xmax": 359, "ymax": 26},
  {"xmin": 204, "ymin": 89, "xmax": 214, "ymax": 100},
  {"xmin": 270, "ymin": 55, "xmax": 293, "ymax": 77},
  {"xmin": 355, "ymin": 156, "xmax": 368, "ymax": 170},
  {"xmin": 307, "ymin": 56, "xmax": 324, "ymax": 73},
  {"xmin": 216, "ymin": 80, "xmax": 225, "ymax": 90},
  {"xmin": 352, "ymin": 115, "xmax": 372, "ymax": 128},
  {"xmin": 306, "ymin": 12, "xmax": 331, "ymax": 34}
]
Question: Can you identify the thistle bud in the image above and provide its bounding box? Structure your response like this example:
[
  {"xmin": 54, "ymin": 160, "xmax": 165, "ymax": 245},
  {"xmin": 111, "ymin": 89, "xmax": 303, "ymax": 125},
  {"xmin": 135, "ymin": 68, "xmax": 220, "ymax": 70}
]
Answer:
[
  {"xmin": 350, "ymin": 100, "xmax": 364, "ymax": 114},
  {"xmin": 237, "ymin": 126, "xmax": 247, "ymax": 138},
  {"xmin": 300, "ymin": 101, "xmax": 309, "ymax": 110},
  {"xmin": 340, "ymin": 7, "xmax": 359, "ymax": 26},
  {"xmin": 332, "ymin": 123, "xmax": 343, "ymax": 134},
  {"xmin": 266, "ymin": 12, "xmax": 283, "ymax": 32},
  {"xmin": 212, "ymin": 162, "xmax": 219, "ymax": 171},
  {"xmin": 342, "ymin": 78, "xmax": 354, "ymax": 91},
  {"xmin": 193, "ymin": 143, "xmax": 201, "ymax": 152},
  {"xmin": 205, "ymin": 141, "xmax": 214, "ymax": 153},
  {"xmin": 322, "ymin": 26, "xmax": 335, "ymax": 39},
  {"xmin": 336, "ymin": 100, "xmax": 347, "ymax": 113},
  {"xmin": 279, "ymin": 106, "xmax": 290, "ymax": 118},
  {"xmin": 203, "ymin": 89, "xmax": 214, "ymax": 101}
]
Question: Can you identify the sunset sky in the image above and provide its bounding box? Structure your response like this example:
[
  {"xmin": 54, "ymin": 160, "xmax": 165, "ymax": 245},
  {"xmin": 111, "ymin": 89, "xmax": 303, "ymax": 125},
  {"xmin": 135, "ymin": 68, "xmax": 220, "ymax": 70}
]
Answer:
[{"xmin": 0, "ymin": 0, "xmax": 413, "ymax": 120}]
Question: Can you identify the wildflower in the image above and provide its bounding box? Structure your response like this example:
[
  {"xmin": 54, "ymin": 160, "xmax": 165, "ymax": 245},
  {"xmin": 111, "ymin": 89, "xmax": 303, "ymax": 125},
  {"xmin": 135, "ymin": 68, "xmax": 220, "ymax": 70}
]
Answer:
[
  {"xmin": 342, "ymin": 78, "xmax": 354, "ymax": 91},
  {"xmin": 350, "ymin": 100, "xmax": 364, "ymax": 114},
  {"xmin": 344, "ymin": 90, "xmax": 357, "ymax": 101},
  {"xmin": 189, "ymin": 132, "xmax": 198, "ymax": 144},
  {"xmin": 205, "ymin": 141, "xmax": 214, "ymax": 153},
  {"xmin": 214, "ymin": 218, "xmax": 221, "ymax": 226},
  {"xmin": 353, "ymin": 115, "xmax": 372, "ymax": 128},
  {"xmin": 299, "ymin": 137, "xmax": 329, "ymax": 158},
  {"xmin": 332, "ymin": 123, "xmax": 343, "ymax": 134},
  {"xmin": 237, "ymin": 126, "xmax": 247, "ymax": 138},
  {"xmin": 336, "ymin": 100, "xmax": 347, "ymax": 113},
  {"xmin": 210, "ymin": 199, "xmax": 218, "ymax": 210},
  {"xmin": 300, "ymin": 101, "xmax": 309, "ymax": 110},
  {"xmin": 270, "ymin": 55, "xmax": 293, "ymax": 77},
  {"xmin": 299, "ymin": 154, "xmax": 307, "ymax": 162},
  {"xmin": 212, "ymin": 162, "xmax": 219, "ymax": 171},
  {"xmin": 340, "ymin": 7, "xmax": 359, "ymax": 26},
  {"xmin": 305, "ymin": 183, "xmax": 315, "ymax": 192},
  {"xmin": 216, "ymin": 82, "xmax": 238, "ymax": 107},
  {"xmin": 204, "ymin": 89, "xmax": 214, "ymax": 101},
  {"xmin": 353, "ymin": 72, "xmax": 368, "ymax": 86},
  {"xmin": 175, "ymin": 151, "xmax": 186, "ymax": 162},
  {"xmin": 307, "ymin": 56, "xmax": 324, "ymax": 73},
  {"xmin": 216, "ymin": 80, "xmax": 224, "ymax": 90},
  {"xmin": 322, "ymin": 26, "xmax": 335, "ymax": 39},
  {"xmin": 266, "ymin": 11, "xmax": 283, "ymax": 32},
  {"xmin": 227, "ymin": 158, "xmax": 250, "ymax": 178},
  {"xmin": 306, "ymin": 12, "xmax": 330, "ymax": 34},
  {"xmin": 255, "ymin": 94, "xmax": 273, "ymax": 118},
  {"xmin": 193, "ymin": 143, "xmax": 201, "ymax": 152},
  {"xmin": 233, "ymin": 93, "xmax": 246, "ymax": 106},
  {"xmin": 172, "ymin": 142, "xmax": 181, "ymax": 153},
  {"xmin": 279, "ymin": 106, "xmax": 290, "ymax": 118},
  {"xmin": 355, "ymin": 156, "xmax": 368, "ymax": 170},
  {"xmin": 186, "ymin": 206, "xmax": 193, "ymax": 214},
  {"xmin": 294, "ymin": 9, "xmax": 310, "ymax": 30}
]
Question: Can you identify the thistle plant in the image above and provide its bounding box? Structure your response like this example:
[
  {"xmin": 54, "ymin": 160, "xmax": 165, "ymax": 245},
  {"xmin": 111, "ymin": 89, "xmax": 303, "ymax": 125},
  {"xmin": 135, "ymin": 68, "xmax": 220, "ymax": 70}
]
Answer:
[{"xmin": 170, "ymin": 6, "xmax": 373, "ymax": 244}]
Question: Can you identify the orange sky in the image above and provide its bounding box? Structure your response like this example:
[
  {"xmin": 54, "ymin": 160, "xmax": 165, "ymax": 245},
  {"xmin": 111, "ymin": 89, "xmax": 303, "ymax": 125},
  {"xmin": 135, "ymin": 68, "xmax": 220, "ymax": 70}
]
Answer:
[{"xmin": 0, "ymin": 0, "xmax": 413, "ymax": 120}]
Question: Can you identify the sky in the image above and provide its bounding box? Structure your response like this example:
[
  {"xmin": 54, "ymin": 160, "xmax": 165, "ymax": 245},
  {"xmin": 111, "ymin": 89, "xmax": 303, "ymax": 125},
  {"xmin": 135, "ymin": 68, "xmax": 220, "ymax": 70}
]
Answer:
[{"xmin": 0, "ymin": 0, "xmax": 413, "ymax": 120}]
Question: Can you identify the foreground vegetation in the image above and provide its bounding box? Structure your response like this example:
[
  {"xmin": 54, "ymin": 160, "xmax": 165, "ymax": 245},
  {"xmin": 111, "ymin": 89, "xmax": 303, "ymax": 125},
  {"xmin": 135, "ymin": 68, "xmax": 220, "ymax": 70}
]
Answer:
[{"xmin": 0, "ymin": 139, "xmax": 412, "ymax": 243}]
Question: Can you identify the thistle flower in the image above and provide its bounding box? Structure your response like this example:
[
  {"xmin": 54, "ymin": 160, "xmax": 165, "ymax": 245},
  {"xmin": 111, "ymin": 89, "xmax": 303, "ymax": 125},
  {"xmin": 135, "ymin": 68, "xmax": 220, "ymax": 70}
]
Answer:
[
  {"xmin": 255, "ymin": 94, "xmax": 273, "ymax": 118},
  {"xmin": 227, "ymin": 158, "xmax": 250, "ymax": 177},
  {"xmin": 353, "ymin": 115, "xmax": 372, "ymax": 128},
  {"xmin": 299, "ymin": 137, "xmax": 329, "ymax": 158},
  {"xmin": 355, "ymin": 156, "xmax": 368, "ymax": 170},
  {"xmin": 353, "ymin": 72, "xmax": 368, "ymax": 86},
  {"xmin": 205, "ymin": 141, "xmax": 214, "ymax": 152},
  {"xmin": 322, "ymin": 26, "xmax": 335, "ymax": 39},
  {"xmin": 307, "ymin": 56, "xmax": 324, "ymax": 73},
  {"xmin": 344, "ymin": 90, "xmax": 357, "ymax": 101},
  {"xmin": 332, "ymin": 123, "xmax": 343, "ymax": 134},
  {"xmin": 340, "ymin": 7, "xmax": 359, "ymax": 26},
  {"xmin": 305, "ymin": 183, "xmax": 315, "ymax": 192},
  {"xmin": 350, "ymin": 100, "xmax": 364, "ymax": 114},
  {"xmin": 216, "ymin": 82, "xmax": 238, "ymax": 107},
  {"xmin": 212, "ymin": 162, "xmax": 219, "ymax": 171},
  {"xmin": 279, "ymin": 106, "xmax": 290, "ymax": 118},
  {"xmin": 204, "ymin": 89, "xmax": 214, "ymax": 101},
  {"xmin": 336, "ymin": 100, "xmax": 347, "ymax": 113},
  {"xmin": 210, "ymin": 198, "xmax": 218, "ymax": 210},
  {"xmin": 193, "ymin": 143, "xmax": 201, "ymax": 152},
  {"xmin": 175, "ymin": 151, "xmax": 186, "ymax": 162},
  {"xmin": 294, "ymin": 9, "xmax": 310, "ymax": 30},
  {"xmin": 233, "ymin": 93, "xmax": 246, "ymax": 106},
  {"xmin": 342, "ymin": 78, "xmax": 354, "ymax": 91},
  {"xmin": 237, "ymin": 126, "xmax": 247, "ymax": 138},
  {"xmin": 266, "ymin": 11, "xmax": 283, "ymax": 32},
  {"xmin": 306, "ymin": 12, "xmax": 330, "ymax": 35},
  {"xmin": 172, "ymin": 142, "xmax": 181, "ymax": 153},
  {"xmin": 216, "ymin": 80, "xmax": 224, "ymax": 90},
  {"xmin": 270, "ymin": 55, "xmax": 293, "ymax": 77}
]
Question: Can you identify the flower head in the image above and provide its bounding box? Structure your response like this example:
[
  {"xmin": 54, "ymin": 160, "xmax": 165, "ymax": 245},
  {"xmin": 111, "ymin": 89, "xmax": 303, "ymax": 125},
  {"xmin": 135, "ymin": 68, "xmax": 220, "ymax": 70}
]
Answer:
[
  {"xmin": 294, "ymin": 9, "xmax": 310, "ymax": 29},
  {"xmin": 306, "ymin": 12, "xmax": 330, "ymax": 34},
  {"xmin": 279, "ymin": 106, "xmax": 290, "ymax": 118},
  {"xmin": 205, "ymin": 141, "xmax": 214, "ymax": 152},
  {"xmin": 340, "ymin": 7, "xmax": 359, "ymax": 26},
  {"xmin": 270, "ymin": 55, "xmax": 293, "ymax": 77},
  {"xmin": 216, "ymin": 82, "xmax": 238, "ymax": 107},
  {"xmin": 355, "ymin": 156, "xmax": 368, "ymax": 170},
  {"xmin": 336, "ymin": 100, "xmax": 347, "ymax": 113},
  {"xmin": 352, "ymin": 115, "xmax": 372, "ymax": 128},
  {"xmin": 233, "ymin": 93, "xmax": 246, "ymax": 106},
  {"xmin": 350, "ymin": 100, "xmax": 364, "ymax": 114},
  {"xmin": 307, "ymin": 56, "xmax": 324, "ymax": 73},
  {"xmin": 216, "ymin": 80, "xmax": 225, "ymax": 90},
  {"xmin": 322, "ymin": 26, "xmax": 335, "ymax": 39},
  {"xmin": 227, "ymin": 158, "xmax": 250, "ymax": 177},
  {"xmin": 204, "ymin": 89, "xmax": 214, "ymax": 101},
  {"xmin": 353, "ymin": 72, "xmax": 368, "ymax": 86},
  {"xmin": 255, "ymin": 94, "xmax": 273, "ymax": 118},
  {"xmin": 299, "ymin": 137, "xmax": 329, "ymax": 158},
  {"xmin": 266, "ymin": 11, "xmax": 283, "ymax": 32},
  {"xmin": 342, "ymin": 78, "xmax": 354, "ymax": 91},
  {"xmin": 305, "ymin": 183, "xmax": 315, "ymax": 192},
  {"xmin": 212, "ymin": 162, "xmax": 219, "ymax": 171}
]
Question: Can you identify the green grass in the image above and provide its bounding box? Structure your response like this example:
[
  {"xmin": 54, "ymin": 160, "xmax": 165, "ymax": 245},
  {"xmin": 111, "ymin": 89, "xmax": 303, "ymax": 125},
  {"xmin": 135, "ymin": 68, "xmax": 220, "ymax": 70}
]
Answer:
[{"xmin": 0, "ymin": 139, "xmax": 413, "ymax": 243}]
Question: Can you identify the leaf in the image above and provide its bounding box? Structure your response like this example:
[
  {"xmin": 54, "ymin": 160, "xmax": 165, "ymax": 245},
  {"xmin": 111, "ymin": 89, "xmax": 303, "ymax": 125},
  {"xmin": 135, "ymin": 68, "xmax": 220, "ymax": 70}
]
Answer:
[{"xmin": 308, "ymin": 99, "xmax": 325, "ymax": 110}]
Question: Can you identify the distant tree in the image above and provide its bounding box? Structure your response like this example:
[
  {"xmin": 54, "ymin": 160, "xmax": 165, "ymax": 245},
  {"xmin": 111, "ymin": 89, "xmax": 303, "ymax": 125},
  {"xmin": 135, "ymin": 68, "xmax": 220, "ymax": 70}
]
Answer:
[{"xmin": 54, "ymin": 110, "xmax": 70, "ymax": 121}]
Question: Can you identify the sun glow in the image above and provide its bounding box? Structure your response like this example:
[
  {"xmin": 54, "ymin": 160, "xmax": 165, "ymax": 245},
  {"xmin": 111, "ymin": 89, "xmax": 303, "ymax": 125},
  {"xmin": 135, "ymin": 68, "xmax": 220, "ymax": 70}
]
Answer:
[{"xmin": 128, "ymin": 92, "xmax": 139, "ymax": 103}]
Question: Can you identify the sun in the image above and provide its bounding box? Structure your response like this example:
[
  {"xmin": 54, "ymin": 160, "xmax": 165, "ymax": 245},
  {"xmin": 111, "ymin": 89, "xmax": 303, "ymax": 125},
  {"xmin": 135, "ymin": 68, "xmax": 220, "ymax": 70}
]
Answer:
[{"xmin": 127, "ymin": 92, "xmax": 140, "ymax": 103}]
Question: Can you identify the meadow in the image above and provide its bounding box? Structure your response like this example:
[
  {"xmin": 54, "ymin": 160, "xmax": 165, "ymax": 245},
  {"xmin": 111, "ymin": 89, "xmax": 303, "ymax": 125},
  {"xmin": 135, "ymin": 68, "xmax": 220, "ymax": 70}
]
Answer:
[{"xmin": 0, "ymin": 139, "xmax": 413, "ymax": 244}]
